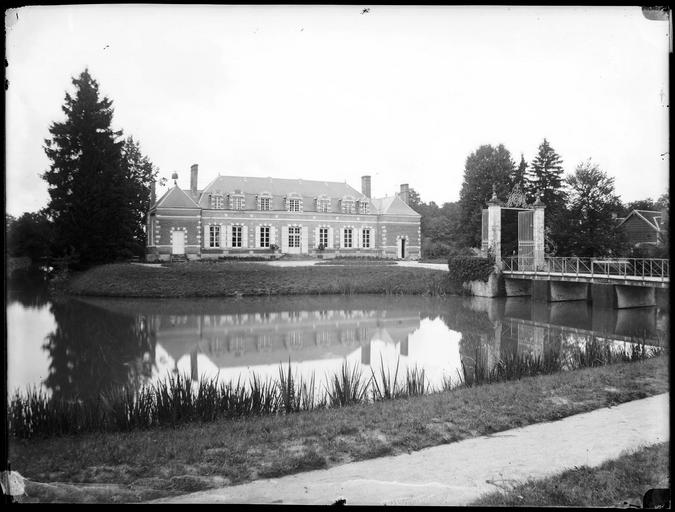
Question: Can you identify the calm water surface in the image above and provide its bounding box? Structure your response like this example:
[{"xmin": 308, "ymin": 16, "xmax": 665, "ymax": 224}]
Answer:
[{"xmin": 7, "ymin": 268, "xmax": 669, "ymax": 399}]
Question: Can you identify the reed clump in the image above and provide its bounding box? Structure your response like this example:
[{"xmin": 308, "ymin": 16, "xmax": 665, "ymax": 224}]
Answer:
[{"xmin": 9, "ymin": 338, "xmax": 663, "ymax": 439}]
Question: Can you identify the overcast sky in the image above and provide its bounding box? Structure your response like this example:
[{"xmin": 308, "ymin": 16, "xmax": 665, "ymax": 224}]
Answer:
[{"xmin": 5, "ymin": 5, "xmax": 670, "ymax": 217}]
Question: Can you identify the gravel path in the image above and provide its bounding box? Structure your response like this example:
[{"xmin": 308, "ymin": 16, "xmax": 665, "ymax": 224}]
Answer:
[{"xmin": 151, "ymin": 392, "xmax": 669, "ymax": 505}]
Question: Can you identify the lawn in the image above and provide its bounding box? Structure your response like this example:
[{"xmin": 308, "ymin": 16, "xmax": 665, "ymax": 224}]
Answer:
[
  {"xmin": 63, "ymin": 262, "xmax": 456, "ymax": 298},
  {"xmin": 10, "ymin": 355, "xmax": 668, "ymax": 503},
  {"xmin": 471, "ymin": 442, "xmax": 670, "ymax": 508}
]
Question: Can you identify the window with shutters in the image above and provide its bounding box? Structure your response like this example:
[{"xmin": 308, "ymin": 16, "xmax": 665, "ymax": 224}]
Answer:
[
  {"xmin": 343, "ymin": 228, "xmax": 353, "ymax": 248},
  {"xmin": 260, "ymin": 226, "xmax": 270, "ymax": 248},
  {"xmin": 209, "ymin": 225, "xmax": 221, "ymax": 248},
  {"xmin": 362, "ymin": 228, "xmax": 371, "ymax": 248},
  {"xmin": 319, "ymin": 227, "xmax": 329, "ymax": 247},
  {"xmin": 288, "ymin": 226, "xmax": 301, "ymax": 248},
  {"xmin": 232, "ymin": 225, "xmax": 243, "ymax": 247}
]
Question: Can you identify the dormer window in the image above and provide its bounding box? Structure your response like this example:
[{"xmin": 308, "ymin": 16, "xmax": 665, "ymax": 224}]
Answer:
[
  {"xmin": 341, "ymin": 196, "xmax": 355, "ymax": 214},
  {"xmin": 257, "ymin": 192, "xmax": 272, "ymax": 211},
  {"xmin": 358, "ymin": 200, "xmax": 369, "ymax": 214},
  {"xmin": 316, "ymin": 195, "xmax": 331, "ymax": 213},
  {"xmin": 210, "ymin": 194, "xmax": 224, "ymax": 209},
  {"xmin": 285, "ymin": 193, "xmax": 303, "ymax": 212},
  {"xmin": 230, "ymin": 192, "xmax": 245, "ymax": 210}
]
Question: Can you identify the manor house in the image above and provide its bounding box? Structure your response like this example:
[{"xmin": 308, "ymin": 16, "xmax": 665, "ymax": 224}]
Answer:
[{"xmin": 146, "ymin": 165, "xmax": 421, "ymax": 261}]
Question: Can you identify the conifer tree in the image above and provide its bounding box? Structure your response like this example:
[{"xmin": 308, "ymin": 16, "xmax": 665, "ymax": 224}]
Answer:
[
  {"xmin": 525, "ymin": 138, "xmax": 566, "ymax": 215},
  {"xmin": 511, "ymin": 154, "xmax": 528, "ymax": 189},
  {"xmin": 42, "ymin": 69, "xmax": 156, "ymax": 267}
]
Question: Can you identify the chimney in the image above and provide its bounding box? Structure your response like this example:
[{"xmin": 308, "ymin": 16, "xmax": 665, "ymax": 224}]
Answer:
[
  {"xmin": 150, "ymin": 179, "xmax": 156, "ymax": 205},
  {"xmin": 190, "ymin": 164, "xmax": 198, "ymax": 196},
  {"xmin": 361, "ymin": 175, "xmax": 371, "ymax": 198},
  {"xmin": 400, "ymin": 183, "xmax": 409, "ymax": 205}
]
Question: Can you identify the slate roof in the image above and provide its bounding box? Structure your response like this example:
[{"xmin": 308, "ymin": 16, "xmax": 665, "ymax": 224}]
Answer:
[
  {"xmin": 201, "ymin": 175, "xmax": 365, "ymax": 201},
  {"xmin": 370, "ymin": 195, "xmax": 421, "ymax": 216},
  {"xmin": 617, "ymin": 210, "xmax": 664, "ymax": 231},
  {"xmin": 154, "ymin": 185, "xmax": 200, "ymax": 208}
]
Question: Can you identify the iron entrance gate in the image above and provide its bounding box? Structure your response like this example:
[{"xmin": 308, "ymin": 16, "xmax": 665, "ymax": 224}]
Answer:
[{"xmin": 518, "ymin": 210, "xmax": 534, "ymax": 270}]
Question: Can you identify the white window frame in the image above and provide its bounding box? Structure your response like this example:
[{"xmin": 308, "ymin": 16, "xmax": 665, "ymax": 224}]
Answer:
[
  {"xmin": 260, "ymin": 225, "xmax": 271, "ymax": 248},
  {"xmin": 231, "ymin": 225, "xmax": 243, "ymax": 248},
  {"xmin": 362, "ymin": 228, "xmax": 371, "ymax": 248},
  {"xmin": 319, "ymin": 227, "xmax": 329, "ymax": 247},
  {"xmin": 343, "ymin": 228, "xmax": 353, "ymax": 248},
  {"xmin": 289, "ymin": 198, "xmax": 301, "ymax": 212},
  {"xmin": 317, "ymin": 196, "xmax": 330, "ymax": 213},
  {"xmin": 259, "ymin": 196, "xmax": 271, "ymax": 211},
  {"xmin": 231, "ymin": 195, "xmax": 245, "ymax": 210},
  {"xmin": 288, "ymin": 226, "xmax": 301, "ymax": 248},
  {"xmin": 211, "ymin": 195, "xmax": 224, "ymax": 209},
  {"xmin": 209, "ymin": 225, "xmax": 221, "ymax": 248}
]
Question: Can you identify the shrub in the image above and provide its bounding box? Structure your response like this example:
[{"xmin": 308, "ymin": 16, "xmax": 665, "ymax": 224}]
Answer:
[{"xmin": 447, "ymin": 256, "xmax": 494, "ymax": 283}]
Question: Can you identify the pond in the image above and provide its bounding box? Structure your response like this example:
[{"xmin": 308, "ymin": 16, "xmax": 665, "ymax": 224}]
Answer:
[{"xmin": 6, "ymin": 267, "xmax": 669, "ymax": 401}]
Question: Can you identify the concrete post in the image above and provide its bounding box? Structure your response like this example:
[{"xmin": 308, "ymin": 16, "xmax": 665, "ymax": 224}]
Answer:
[{"xmin": 533, "ymin": 196, "xmax": 546, "ymax": 270}]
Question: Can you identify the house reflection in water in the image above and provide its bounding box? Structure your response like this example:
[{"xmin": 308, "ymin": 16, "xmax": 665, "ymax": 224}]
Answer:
[
  {"xmin": 150, "ymin": 304, "xmax": 424, "ymax": 387},
  {"xmin": 72, "ymin": 294, "xmax": 666, "ymax": 395}
]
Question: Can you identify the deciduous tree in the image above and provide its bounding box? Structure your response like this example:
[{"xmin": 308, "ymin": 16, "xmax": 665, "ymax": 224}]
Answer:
[
  {"xmin": 558, "ymin": 159, "xmax": 627, "ymax": 257},
  {"xmin": 458, "ymin": 144, "xmax": 515, "ymax": 247}
]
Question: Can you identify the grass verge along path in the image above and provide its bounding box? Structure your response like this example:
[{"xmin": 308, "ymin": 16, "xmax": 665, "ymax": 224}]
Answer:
[
  {"xmin": 471, "ymin": 442, "xmax": 670, "ymax": 508},
  {"xmin": 64, "ymin": 262, "xmax": 454, "ymax": 297},
  {"xmin": 10, "ymin": 356, "xmax": 668, "ymax": 503}
]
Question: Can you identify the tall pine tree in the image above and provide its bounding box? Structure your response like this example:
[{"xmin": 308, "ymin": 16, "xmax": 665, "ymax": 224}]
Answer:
[
  {"xmin": 42, "ymin": 69, "xmax": 156, "ymax": 267},
  {"xmin": 525, "ymin": 138, "xmax": 566, "ymax": 215},
  {"xmin": 458, "ymin": 144, "xmax": 515, "ymax": 248}
]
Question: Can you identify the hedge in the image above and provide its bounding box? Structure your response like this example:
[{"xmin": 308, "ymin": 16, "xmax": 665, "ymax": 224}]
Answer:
[{"xmin": 447, "ymin": 256, "xmax": 494, "ymax": 283}]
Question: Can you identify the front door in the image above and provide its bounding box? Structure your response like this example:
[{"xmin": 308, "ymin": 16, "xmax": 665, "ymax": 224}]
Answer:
[
  {"xmin": 398, "ymin": 237, "xmax": 406, "ymax": 259},
  {"xmin": 172, "ymin": 230, "xmax": 185, "ymax": 255}
]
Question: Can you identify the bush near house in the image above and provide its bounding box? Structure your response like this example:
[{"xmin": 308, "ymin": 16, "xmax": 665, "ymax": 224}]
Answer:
[{"xmin": 447, "ymin": 256, "xmax": 494, "ymax": 284}]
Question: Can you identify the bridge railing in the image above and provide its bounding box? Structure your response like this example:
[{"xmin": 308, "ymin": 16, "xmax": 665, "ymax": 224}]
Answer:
[{"xmin": 502, "ymin": 256, "xmax": 669, "ymax": 280}]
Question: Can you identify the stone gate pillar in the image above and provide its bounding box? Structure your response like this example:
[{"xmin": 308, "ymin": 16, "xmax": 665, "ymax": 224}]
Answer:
[
  {"xmin": 487, "ymin": 189, "xmax": 502, "ymax": 265},
  {"xmin": 533, "ymin": 195, "xmax": 546, "ymax": 270}
]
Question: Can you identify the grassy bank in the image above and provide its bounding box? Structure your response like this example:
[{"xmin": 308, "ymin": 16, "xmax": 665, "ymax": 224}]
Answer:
[
  {"xmin": 64, "ymin": 262, "xmax": 454, "ymax": 298},
  {"xmin": 10, "ymin": 356, "xmax": 668, "ymax": 503},
  {"xmin": 472, "ymin": 442, "xmax": 670, "ymax": 507}
]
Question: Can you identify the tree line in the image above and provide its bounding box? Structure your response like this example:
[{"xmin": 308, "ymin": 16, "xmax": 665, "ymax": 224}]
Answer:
[
  {"xmin": 6, "ymin": 70, "xmax": 669, "ymax": 266},
  {"xmin": 407, "ymin": 140, "xmax": 668, "ymax": 259}
]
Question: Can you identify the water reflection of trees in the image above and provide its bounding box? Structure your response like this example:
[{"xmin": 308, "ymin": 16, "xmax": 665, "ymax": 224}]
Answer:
[
  {"xmin": 6, "ymin": 267, "xmax": 51, "ymax": 309},
  {"xmin": 43, "ymin": 298, "xmax": 155, "ymax": 400}
]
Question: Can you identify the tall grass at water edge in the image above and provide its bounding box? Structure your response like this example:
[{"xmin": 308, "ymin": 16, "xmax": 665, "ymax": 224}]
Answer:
[{"xmin": 9, "ymin": 340, "xmax": 664, "ymax": 439}]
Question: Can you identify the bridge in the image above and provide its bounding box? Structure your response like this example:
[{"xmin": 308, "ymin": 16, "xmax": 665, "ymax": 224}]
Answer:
[{"xmin": 500, "ymin": 256, "xmax": 669, "ymax": 309}]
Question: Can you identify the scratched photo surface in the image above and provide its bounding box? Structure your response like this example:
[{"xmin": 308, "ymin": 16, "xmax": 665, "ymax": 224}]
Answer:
[{"xmin": 4, "ymin": 5, "xmax": 670, "ymax": 506}]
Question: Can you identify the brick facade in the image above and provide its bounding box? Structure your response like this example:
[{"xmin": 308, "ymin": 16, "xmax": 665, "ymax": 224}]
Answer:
[{"xmin": 146, "ymin": 169, "xmax": 421, "ymax": 261}]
